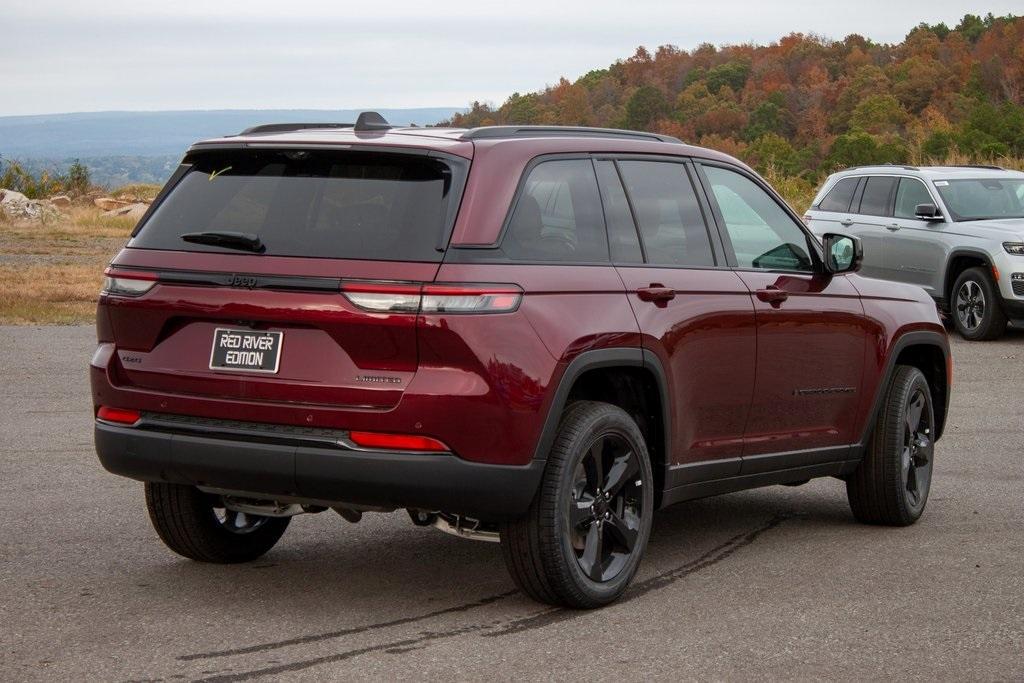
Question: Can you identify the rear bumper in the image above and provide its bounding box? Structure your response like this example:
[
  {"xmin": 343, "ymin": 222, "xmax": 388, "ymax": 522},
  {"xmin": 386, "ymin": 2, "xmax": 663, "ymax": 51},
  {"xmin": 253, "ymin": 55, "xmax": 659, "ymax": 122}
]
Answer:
[{"xmin": 95, "ymin": 420, "xmax": 544, "ymax": 519}]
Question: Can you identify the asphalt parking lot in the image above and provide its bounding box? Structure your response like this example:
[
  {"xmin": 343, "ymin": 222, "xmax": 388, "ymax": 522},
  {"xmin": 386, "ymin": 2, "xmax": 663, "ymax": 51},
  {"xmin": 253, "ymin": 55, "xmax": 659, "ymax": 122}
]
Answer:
[{"xmin": 1, "ymin": 324, "xmax": 1021, "ymax": 682}]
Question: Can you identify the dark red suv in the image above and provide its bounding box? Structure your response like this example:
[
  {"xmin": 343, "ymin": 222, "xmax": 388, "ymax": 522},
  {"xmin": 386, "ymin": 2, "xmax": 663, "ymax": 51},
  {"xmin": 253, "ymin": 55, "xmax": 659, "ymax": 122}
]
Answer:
[{"xmin": 92, "ymin": 113, "xmax": 951, "ymax": 608}]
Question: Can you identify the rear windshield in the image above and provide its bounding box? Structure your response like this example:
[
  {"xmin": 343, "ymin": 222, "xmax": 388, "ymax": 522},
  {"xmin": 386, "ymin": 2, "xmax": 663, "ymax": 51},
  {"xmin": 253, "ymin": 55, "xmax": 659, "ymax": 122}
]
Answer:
[
  {"xmin": 934, "ymin": 178, "xmax": 1024, "ymax": 222},
  {"xmin": 130, "ymin": 149, "xmax": 465, "ymax": 261}
]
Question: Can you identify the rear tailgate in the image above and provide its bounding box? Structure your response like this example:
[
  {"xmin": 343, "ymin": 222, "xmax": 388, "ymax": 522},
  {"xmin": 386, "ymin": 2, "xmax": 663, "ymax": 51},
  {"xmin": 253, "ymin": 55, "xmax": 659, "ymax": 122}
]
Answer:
[{"xmin": 99, "ymin": 146, "xmax": 468, "ymax": 411}]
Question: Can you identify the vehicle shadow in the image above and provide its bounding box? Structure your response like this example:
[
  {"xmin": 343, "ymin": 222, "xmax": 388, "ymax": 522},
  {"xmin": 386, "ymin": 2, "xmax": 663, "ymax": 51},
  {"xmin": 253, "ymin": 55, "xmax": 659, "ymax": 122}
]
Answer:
[{"xmin": 127, "ymin": 482, "xmax": 858, "ymax": 637}]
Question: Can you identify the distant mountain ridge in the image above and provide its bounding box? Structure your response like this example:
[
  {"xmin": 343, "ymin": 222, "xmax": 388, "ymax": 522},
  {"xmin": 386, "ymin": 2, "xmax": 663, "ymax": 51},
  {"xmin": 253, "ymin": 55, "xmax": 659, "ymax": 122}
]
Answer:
[{"xmin": 0, "ymin": 108, "xmax": 465, "ymax": 158}]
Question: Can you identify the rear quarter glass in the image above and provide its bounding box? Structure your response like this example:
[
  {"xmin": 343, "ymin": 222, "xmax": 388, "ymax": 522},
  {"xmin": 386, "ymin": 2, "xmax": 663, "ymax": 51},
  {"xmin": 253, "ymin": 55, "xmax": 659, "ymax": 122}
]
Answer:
[{"xmin": 129, "ymin": 149, "xmax": 466, "ymax": 262}]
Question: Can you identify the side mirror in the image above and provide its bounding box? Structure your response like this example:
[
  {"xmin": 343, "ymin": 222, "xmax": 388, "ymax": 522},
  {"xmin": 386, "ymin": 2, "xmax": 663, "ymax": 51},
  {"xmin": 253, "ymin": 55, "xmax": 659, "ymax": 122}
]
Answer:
[
  {"xmin": 822, "ymin": 233, "xmax": 862, "ymax": 274},
  {"xmin": 915, "ymin": 203, "xmax": 943, "ymax": 221}
]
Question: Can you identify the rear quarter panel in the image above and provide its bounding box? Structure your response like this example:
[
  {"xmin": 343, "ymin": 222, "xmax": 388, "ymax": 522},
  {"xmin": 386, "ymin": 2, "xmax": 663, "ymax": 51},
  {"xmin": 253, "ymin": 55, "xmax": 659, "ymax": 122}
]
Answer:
[{"xmin": 431, "ymin": 262, "xmax": 640, "ymax": 464}]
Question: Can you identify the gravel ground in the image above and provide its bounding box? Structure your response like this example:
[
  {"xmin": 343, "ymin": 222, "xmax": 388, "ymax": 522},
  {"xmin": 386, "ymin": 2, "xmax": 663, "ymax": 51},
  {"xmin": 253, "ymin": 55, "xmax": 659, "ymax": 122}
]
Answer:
[{"xmin": 0, "ymin": 325, "xmax": 1021, "ymax": 681}]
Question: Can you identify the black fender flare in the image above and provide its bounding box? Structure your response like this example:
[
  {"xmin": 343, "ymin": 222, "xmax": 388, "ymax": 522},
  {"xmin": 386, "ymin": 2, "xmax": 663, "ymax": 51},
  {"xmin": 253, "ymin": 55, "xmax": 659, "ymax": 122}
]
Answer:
[
  {"xmin": 944, "ymin": 248, "xmax": 996, "ymax": 304},
  {"xmin": 856, "ymin": 330, "xmax": 951, "ymax": 449},
  {"xmin": 531, "ymin": 348, "xmax": 671, "ymax": 469}
]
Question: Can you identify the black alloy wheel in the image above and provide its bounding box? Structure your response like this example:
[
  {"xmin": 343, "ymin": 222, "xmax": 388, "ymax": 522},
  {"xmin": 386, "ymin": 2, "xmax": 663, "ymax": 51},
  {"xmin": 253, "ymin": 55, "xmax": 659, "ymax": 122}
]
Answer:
[
  {"xmin": 500, "ymin": 401, "xmax": 654, "ymax": 608},
  {"xmin": 847, "ymin": 365, "xmax": 937, "ymax": 526},
  {"xmin": 568, "ymin": 433, "xmax": 645, "ymax": 583},
  {"xmin": 901, "ymin": 386, "xmax": 934, "ymax": 513}
]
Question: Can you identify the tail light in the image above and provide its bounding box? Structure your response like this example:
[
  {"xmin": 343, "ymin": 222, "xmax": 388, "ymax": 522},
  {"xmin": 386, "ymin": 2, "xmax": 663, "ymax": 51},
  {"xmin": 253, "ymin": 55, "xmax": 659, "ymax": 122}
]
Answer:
[
  {"xmin": 96, "ymin": 406, "xmax": 141, "ymax": 425},
  {"xmin": 421, "ymin": 284, "xmax": 521, "ymax": 313},
  {"xmin": 341, "ymin": 282, "xmax": 522, "ymax": 314},
  {"xmin": 802, "ymin": 214, "xmax": 812, "ymax": 226},
  {"xmin": 340, "ymin": 282, "xmax": 421, "ymax": 312},
  {"xmin": 348, "ymin": 430, "xmax": 449, "ymax": 452},
  {"xmin": 102, "ymin": 268, "xmax": 157, "ymax": 297}
]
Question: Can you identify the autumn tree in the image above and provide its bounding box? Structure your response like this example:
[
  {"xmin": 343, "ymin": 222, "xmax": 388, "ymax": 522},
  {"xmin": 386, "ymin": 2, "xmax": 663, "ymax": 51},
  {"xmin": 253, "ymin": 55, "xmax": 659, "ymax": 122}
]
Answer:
[{"xmin": 447, "ymin": 13, "xmax": 1024, "ymax": 183}]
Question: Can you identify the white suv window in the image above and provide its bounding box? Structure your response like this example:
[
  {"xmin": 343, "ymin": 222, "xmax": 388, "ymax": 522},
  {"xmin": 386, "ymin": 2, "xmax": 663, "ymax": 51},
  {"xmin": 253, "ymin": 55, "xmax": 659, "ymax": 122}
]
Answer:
[
  {"xmin": 817, "ymin": 177, "xmax": 859, "ymax": 213},
  {"xmin": 894, "ymin": 178, "xmax": 933, "ymax": 219}
]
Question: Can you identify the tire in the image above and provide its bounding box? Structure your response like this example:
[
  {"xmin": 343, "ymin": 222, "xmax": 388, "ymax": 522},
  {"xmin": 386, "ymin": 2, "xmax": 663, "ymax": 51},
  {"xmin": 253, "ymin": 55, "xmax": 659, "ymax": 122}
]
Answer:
[
  {"xmin": 500, "ymin": 401, "xmax": 654, "ymax": 608},
  {"xmin": 846, "ymin": 366, "xmax": 936, "ymax": 526},
  {"xmin": 952, "ymin": 266, "xmax": 1007, "ymax": 340},
  {"xmin": 144, "ymin": 483, "xmax": 290, "ymax": 563}
]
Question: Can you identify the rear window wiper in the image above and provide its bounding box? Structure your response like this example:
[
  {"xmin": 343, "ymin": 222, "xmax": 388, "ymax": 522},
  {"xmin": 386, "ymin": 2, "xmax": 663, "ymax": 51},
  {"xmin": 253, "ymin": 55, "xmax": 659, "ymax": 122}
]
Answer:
[{"xmin": 180, "ymin": 231, "xmax": 264, "ymax": 253}]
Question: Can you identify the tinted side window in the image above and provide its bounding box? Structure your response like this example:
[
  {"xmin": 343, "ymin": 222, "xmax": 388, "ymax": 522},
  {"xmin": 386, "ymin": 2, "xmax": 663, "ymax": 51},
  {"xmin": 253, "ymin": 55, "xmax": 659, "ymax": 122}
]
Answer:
[
  {"xmin": 858, "ymin": 176, "xmax": 897, "ymax": 217},
  {"xmin": 594, "ymin": 160, "xmax": 642, "ymax": 263},
  {"xmin": 617, "ymin": 161, "xmax": 715, "ymax": 267},
  {"xmin": 817, "ymin": 177, "xmax": 859, "ymax": 212},
  {"xmin": 502, "ymin": 160, "xmax": 608, "ymax": 262},
  {"xmin": 702, "ymin": 165, "xmax": 813, "ymax": 272},
  {"xmin": 894, "ymin": 178, "xmax": 933, "ymax": 219}
]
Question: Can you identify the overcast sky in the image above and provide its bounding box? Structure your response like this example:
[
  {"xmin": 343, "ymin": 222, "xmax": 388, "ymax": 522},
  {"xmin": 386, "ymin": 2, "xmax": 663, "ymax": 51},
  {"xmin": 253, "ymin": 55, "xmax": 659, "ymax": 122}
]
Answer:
[{"xmin": 2, "ymin": 0, "xmax": 1020, "ymax": 116}]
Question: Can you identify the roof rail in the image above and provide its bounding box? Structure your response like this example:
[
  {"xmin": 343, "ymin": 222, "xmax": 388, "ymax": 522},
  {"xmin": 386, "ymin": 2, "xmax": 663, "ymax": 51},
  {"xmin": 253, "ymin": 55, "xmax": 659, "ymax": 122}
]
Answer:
[
  {"xmin": 845, "ymin": 163, "xmax": 919, "ymax": 172},
  {"xmin": 239, "ymin": 122, "xmax": 354, "ymax": 135},
  {"xmin": 460, "ymin": 125, "xmax": 682, "ymax": 144},
  {"xmin": 237, "ymin": 111, "xmax": 394, "ymax": 136},
  {"xmin": 948, "ymin": 164, "xmax": 1005, "ymax": 171}
]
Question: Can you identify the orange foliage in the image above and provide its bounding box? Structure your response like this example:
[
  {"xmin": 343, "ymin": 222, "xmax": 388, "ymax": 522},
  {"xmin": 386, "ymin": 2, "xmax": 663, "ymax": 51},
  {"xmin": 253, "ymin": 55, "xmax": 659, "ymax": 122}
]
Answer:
[{"xmin": 445, "ymin": 14, "xmax": 1024, "ymax": 179}]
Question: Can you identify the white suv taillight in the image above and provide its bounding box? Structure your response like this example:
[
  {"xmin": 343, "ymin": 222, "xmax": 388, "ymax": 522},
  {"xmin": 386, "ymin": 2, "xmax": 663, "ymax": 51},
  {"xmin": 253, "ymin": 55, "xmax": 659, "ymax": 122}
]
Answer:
[
  {"xmin": 101, "ymin": 269, "xmax": 157, "ymax": 297},
  {"xmin": 341, "ymin": 282, "xmax": 522, "ymax": 314}
]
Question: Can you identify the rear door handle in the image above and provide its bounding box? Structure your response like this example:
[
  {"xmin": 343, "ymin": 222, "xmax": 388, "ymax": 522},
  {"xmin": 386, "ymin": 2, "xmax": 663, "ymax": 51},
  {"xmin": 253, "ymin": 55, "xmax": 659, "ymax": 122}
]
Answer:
[
  {"xmin": 755, "ymin": 286, "xmax": 789, "ymax": 307},
  {"xmin": 637, "ymin": 285, "xmax": 676, "ymax": 303},
  {"xmin": 886, "ymin": 223, "xmax": 901, "ymax": 231},
  {"xmin": 840, "ymin": 218, "xmax": 854, "ymax": 227}
]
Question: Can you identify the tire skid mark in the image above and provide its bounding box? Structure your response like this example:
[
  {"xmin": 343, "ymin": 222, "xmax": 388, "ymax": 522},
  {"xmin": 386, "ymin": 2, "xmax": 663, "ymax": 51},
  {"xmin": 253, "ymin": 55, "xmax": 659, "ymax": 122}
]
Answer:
[
  {"xmin": 183, "ymin": 515, "xmax": 789, "ymax": 682},
  {"xmin": 179, "ymin": 590, "xmax": 517, "ymax": 661},
  {"xmin": 485, "ymin": 514, "xmax": 790, "ymax": 637},
  {"xmin": 193, "ymin": 622, "xmax": 500, "ymax": 683}
]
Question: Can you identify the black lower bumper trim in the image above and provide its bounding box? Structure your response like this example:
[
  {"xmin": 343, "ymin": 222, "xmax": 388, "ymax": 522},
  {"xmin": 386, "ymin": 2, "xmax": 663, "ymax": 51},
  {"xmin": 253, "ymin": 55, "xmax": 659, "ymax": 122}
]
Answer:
[
  {"xmin": 1000, "ymin": 297, "xmax": 1024, "ymax": 321},
  {"xmin": 95, "ymin": 423, "xmax": 543, "ymax": 519}
]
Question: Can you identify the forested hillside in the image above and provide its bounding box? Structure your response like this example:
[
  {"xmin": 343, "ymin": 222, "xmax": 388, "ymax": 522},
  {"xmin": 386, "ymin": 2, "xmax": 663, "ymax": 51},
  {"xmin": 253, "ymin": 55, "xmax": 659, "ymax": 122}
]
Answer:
[{"xmin": 447, "ymin": 13, "xmax": 1023, "ymax": 203}]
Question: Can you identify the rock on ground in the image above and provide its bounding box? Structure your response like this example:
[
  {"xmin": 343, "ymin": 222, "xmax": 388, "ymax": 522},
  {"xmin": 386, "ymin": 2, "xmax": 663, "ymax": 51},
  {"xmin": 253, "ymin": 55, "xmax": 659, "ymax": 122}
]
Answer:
[
  {"xmin": 102, "ymin": 202, "xmax": 149, "ymax": 220},
  {"xmin": 93, "ymin": 197, "xmax": 131, "ymax": 211},
  {"xmin": 0, "ymin": 188, "xmax": 63, "ymax": 222}
]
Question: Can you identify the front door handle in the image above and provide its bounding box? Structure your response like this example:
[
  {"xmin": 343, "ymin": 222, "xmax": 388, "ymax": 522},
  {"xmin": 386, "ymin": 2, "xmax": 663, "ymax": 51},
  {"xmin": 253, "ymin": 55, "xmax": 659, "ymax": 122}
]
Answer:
[
  {"xmin": 755, "ymin": 286, "xmax": 789, "ymax": 307},
  {"xmin": 637, "ymin": 285, "xmax": 676, "ymax": 303},
  {"xmin": 886, "ymin": 223, "xmax": 901, "ymax": 231},
  {"xmin": 840, "ymin": 218, "xmax": 854, "ymax": 227}
]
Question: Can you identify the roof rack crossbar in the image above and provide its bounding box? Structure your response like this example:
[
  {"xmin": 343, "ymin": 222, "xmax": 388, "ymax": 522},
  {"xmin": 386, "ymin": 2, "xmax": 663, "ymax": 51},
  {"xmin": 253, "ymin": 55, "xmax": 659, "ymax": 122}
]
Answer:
[
  {"xmin": 238, "ymin": 122, "xmax": 355, "ymax": 135},
  {"xmin": 460, "ymin": 125, "xmax": 682, "ymax": 144}
]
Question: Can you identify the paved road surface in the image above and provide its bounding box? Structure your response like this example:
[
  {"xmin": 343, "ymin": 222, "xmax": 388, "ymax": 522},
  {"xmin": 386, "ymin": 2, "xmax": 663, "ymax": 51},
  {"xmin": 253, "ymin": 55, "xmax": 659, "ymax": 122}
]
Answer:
[{"xmin": 1, "ymin": 325, "xmax": 1021, "ymax": 681}]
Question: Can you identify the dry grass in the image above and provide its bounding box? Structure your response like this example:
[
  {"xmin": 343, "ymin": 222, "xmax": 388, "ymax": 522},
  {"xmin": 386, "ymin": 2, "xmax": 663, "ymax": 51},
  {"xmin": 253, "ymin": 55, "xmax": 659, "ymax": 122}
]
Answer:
[
  {"xmin": 761, "ymin": 165, "xmax": 819, "ymax": 213},
  {"xmin": 0, "ymin": 204, "xmax": 133, "ymax": 324},
  {"xmin": 0, "ymin": 262, "xmax": 103, "ymax": 324},
  {"xmin": 911, "ymin": 151, "xmax": 1024, "ymax": 171},
  {"xmin": 110, "ymin": 183, "xmax": 162, "ymax": 202}
]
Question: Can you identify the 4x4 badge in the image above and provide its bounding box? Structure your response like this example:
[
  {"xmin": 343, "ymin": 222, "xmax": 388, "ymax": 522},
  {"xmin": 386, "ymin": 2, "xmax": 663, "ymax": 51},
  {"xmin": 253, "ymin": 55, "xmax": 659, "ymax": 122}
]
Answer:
[
  {"xmin": 356, "ymin": 375, "xmax": 402, "ymax": 384},
  {"xmin": 793, "ymin": 386, "xmax": 856, "ymax": 396},
  {"xmin": 230, "ymin": 274, "xmax": 258, "ymax": 289}
]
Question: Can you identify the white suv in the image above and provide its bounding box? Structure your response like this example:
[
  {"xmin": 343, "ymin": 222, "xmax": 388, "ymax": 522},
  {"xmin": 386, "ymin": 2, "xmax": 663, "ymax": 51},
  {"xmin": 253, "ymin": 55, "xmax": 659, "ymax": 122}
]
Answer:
[{"xmin": 805, "ymin": 165, "xmax": 1024, "ymax": 340}]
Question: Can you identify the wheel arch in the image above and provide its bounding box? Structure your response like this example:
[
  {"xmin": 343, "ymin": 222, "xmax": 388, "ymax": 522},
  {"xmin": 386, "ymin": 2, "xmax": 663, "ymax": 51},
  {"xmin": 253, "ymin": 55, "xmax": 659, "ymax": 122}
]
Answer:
[
  {"xmin": 859, "ymin": 331, "xmax": 951, "ymax": 447},
  {"xmin": 533, "ymin": 348, "xmax": 671, "ymax": 506},
  {"xmin": 944, "ymin": 249, "xmax": 995, "ymax": 309}
]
